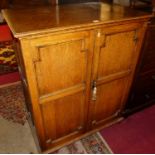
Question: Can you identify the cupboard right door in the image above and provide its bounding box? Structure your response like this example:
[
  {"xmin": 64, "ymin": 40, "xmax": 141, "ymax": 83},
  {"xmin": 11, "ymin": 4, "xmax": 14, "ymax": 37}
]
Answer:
[{"xmin": 89, "ymin": 23, "xmax": 147, "ymax": 128}]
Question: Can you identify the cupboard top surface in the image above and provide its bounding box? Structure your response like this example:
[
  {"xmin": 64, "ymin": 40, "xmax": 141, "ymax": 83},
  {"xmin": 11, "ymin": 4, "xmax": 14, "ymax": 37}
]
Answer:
[{"xmin": 2, "ymin": 2, "xmax": 152, "ymax": 38}]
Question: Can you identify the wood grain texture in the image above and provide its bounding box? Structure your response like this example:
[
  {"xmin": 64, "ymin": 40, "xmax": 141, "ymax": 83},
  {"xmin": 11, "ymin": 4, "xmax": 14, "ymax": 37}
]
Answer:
[
  {"xmin": 88, "ymin": 22, "xmax": 148, "ymax": 129},
  {"xmin": 18, "ymin": 30, "xmax": 94, "ymax": 150},
  {"xmin": 3, "ymin": 2, "xmax": 152, "ymax": 152},
  {"xmin": 0, "ymin": 0, "xmax": 9, "ymax": 9},
  {"xmin": 2, "ymin": 2, "xmax": 153, "ymax": 37}
]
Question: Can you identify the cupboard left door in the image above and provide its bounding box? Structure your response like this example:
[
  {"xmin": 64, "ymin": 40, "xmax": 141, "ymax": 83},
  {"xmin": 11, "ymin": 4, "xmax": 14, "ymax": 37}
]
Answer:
[{"xmin": 20, "ymin": 31, "xmax": 93, "ymax": 150}]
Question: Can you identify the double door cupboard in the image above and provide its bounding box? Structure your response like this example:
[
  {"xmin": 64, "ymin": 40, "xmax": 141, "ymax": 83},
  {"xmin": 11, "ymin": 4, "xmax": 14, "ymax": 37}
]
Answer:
[{"xmin": 2, "ymin": 3, "xmax": 152, "ymax": 152}]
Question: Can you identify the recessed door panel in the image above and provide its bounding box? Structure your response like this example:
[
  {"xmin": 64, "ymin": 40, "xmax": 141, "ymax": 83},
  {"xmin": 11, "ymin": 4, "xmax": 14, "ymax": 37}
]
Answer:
[
  {"xmin": 34, "ymin": 38, "xmax": 88, "ymax": 96},
  {"xmin": 41, "ymin": 91, "xmax": 85, "ymax": 146},
  {"xmin": 98, "ymin": 30, "xmax": 136, "ymax": 78},
  {"xmin": 91, "ymin": 78, "xmax": 128, "ymax": 126}
]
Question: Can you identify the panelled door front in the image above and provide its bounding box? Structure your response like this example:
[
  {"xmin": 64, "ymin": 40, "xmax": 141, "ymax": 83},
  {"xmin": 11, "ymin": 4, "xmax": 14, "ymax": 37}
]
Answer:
[
  {"xmin": 22, "ymin": 31, "xmax": 93, "ymax": 150},
  {"xmin": 89, "ymin": 23, "xmax": 145, "ymax": 128}
]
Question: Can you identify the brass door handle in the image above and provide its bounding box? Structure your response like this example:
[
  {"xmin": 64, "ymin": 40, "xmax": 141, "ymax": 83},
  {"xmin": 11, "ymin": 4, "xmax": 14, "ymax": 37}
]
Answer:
[{"xmin": 92, "ymin": 81, "xmax": 97, "ymax": 101}]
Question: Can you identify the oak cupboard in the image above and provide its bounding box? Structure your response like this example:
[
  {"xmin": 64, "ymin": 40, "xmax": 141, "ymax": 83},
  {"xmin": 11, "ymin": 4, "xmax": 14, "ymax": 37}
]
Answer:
[{"xmin": 2, "ymin": 2, "xmax": 152, "ymax": 152}]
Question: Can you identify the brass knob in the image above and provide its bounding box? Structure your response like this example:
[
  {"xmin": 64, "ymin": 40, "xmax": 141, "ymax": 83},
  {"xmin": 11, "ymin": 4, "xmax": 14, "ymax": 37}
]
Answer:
[
  {"xmin": 46, "ymin": 139, "xmax": 52, "ymax": 144},
  {"xmin": 92, "ymin": 120, "xmax": 97, "ymax": 125},
  {"xmin": 77, "ymin": 126, "xmax": 83, "ymax": 131},
  {"xmin": 92, "ymin": 81, "xmax": 97, "ymax": 101}
]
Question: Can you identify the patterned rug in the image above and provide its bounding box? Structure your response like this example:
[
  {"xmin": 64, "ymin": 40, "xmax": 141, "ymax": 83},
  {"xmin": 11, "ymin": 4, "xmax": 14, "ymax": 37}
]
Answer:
[
  {"xmin": 0, "ymin": 83, "xmax": 28, "ymax": 125},
  {"xmin": 54, "ymin": 132, "xmax": 113, "ymax": 154},
  {"xmin": 0, "ymin": 41, "xmax": 18, "ymax": 75}
]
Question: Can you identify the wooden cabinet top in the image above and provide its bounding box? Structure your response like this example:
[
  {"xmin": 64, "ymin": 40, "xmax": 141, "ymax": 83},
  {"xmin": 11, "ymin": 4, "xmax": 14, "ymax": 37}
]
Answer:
[{"xmin": 2, "ymin": 2, "xmax": 153, "ymax": 38}]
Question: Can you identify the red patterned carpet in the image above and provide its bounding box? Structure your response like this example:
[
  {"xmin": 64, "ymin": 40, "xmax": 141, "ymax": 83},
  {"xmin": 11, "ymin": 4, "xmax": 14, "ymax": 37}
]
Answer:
[
  {"xmin": 0, "ymin": 82, "xmax": 28, "ymax": 125},
  {"xmin": 0, "ymin": 41, "xmax": 18, "ymax": 75},
  {"xmin": 0, "ymin": 25, "xmax": 18, "ymax": 75},
  {"xmin": 54, "ymin": 132, "xmax": 113, "ymax": 154}
]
